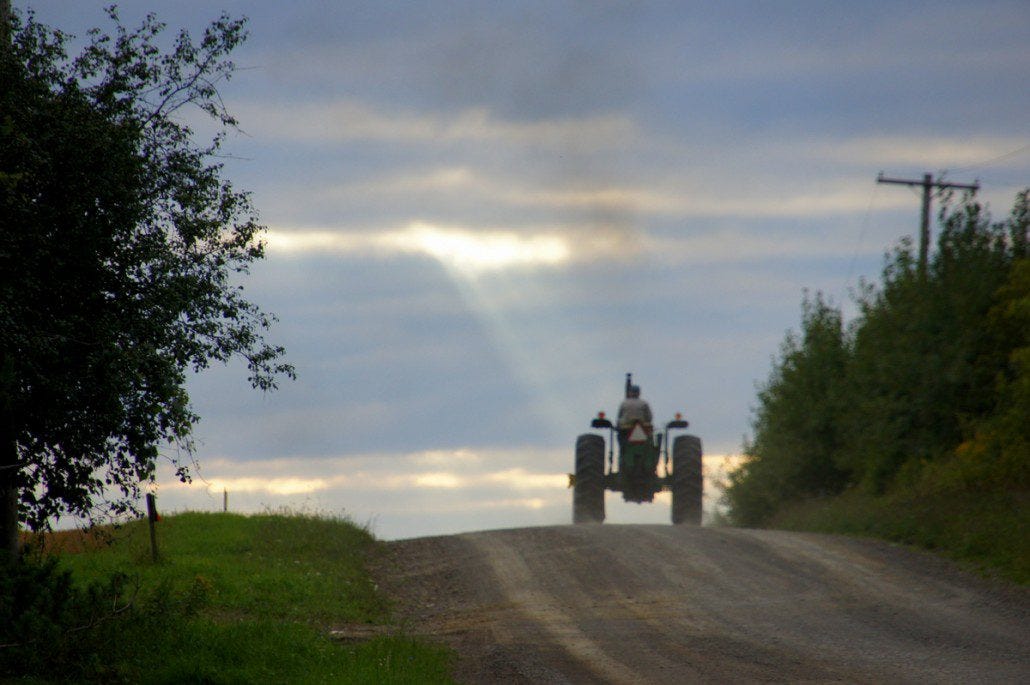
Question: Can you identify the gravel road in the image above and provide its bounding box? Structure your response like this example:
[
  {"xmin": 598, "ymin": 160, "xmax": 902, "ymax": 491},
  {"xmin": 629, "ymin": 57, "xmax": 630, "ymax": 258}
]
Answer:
[{"xmin": 373, "ymin": 524, "xmax": 1028, "ymax": 683}]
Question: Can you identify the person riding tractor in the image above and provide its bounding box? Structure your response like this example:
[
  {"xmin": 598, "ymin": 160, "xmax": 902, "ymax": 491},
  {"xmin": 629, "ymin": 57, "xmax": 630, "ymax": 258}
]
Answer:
[{"xmin": 617, "ymin": 382, "xmax": 652, "ymax": 449}]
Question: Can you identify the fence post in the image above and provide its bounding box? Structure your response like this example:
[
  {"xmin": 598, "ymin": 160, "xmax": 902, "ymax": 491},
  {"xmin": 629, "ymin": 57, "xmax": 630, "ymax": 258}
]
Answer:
[
  {"xmin": 146, "ymin": 493, "xmax": 159, "ymax": 562},
  {"xmin": 223, "ymin": 488, "xmax": 228, "ymax": 513}
]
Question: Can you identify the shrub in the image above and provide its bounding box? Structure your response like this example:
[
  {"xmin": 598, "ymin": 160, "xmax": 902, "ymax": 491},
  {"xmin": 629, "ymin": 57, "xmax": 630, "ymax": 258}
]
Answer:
[{"xmin": 0, "ymin": 554, "xmax": 206, "ymax": 682}]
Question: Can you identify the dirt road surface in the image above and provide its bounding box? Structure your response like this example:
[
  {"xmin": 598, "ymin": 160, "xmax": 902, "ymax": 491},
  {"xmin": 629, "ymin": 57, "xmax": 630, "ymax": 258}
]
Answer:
[{"xmin": 373, "ymin": 524, "xmax": 1028, "ymax": 683}]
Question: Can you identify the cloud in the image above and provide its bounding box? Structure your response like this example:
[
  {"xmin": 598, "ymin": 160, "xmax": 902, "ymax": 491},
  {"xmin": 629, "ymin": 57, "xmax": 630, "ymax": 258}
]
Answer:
[
  {"xmin": 266, "ymin": 222, "xmax": 570, "ymax": 272},
  {"xmin": 394, "ymin": 224, "xmax": 569, "ymax": 271},
  {"xmin": 166, "ymin": 449, "xmax": 570, "ymax": 494},
  {"xmin": 234, "ymin": 100, "xmax": 638, "ymax": 150},
  {"xmin": 152, "ymin": 447, "xmax": 738, "ymax": 538},
  {"xmin": 658, "ymin": 3, "xmax": 1030, "ymax": 91},
  {"xmin": 272, "ymin": 158, "xmax": 924, "ymax": 225},
  {"xmin": 810, "ymin": 136, "xmax": 1030, "ymax": 168},
  {"xmin": 263, "ymin": 217, "xmax": 889, "ymax": 270},
  {"xmin": 200, "ymin": 476, "xmax": 328, "ymax": 496}
]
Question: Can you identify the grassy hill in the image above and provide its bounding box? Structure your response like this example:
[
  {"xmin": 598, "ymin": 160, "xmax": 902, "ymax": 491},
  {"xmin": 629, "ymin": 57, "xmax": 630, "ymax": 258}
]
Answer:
[{"xmin": 3, "ymin": 512, "xmax": 453, "ymax": 683}]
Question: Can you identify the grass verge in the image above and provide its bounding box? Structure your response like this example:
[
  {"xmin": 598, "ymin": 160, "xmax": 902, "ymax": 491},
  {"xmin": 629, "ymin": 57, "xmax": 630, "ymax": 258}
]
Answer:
[
  {"xmin": 768, "ymin": 488, "xmax": 1029, "ymax": 584},
  {"xmin": 6, "ymin": 512, "xmax": 453, "ymax": 683}
]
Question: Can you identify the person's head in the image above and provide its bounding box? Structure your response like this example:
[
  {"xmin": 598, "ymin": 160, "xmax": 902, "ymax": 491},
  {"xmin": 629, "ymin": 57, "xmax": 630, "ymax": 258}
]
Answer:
[{"xmin": 628, "ymin": 385, "xmax": 640, "ymax": 398}]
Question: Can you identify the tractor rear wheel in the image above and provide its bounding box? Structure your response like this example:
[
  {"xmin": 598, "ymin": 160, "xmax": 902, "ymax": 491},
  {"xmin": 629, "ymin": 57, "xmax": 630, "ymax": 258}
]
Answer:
[
  {"xmin": 573, "ymin": 434, "xmax": 605, "ymax": 523},
  {"xmin": 672, "ymin": 434, "xmax": 702, "ymax": 525}
]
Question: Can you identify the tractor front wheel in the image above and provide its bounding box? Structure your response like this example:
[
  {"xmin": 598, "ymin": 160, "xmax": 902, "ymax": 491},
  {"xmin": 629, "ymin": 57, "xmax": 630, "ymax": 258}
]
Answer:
[
  {"xmin": 573, "ymin": 434, "xmax": 605, "ymax": 523},
  {"xmin": 672, "ymin": 434, "xmax": 702, "ymax": 525}
]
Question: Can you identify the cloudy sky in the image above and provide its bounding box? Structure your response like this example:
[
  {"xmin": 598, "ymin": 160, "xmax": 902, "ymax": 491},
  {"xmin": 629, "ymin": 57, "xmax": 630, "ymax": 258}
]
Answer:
[{"xmin": 25, "ymin": 1, "xmax": 1030, "ymax": 538}]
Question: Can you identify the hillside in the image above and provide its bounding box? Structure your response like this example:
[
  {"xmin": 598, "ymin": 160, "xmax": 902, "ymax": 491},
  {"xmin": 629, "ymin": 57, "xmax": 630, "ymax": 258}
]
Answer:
[{"xmin": 2, "ymin": 512, "xmax": 452, "ymax": 683}]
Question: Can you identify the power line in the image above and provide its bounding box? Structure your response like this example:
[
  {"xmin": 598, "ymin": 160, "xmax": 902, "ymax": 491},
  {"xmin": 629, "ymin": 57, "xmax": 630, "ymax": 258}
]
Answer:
[
  {"xmin": 843, "ymin": 182, "xmax": 878, "ymax": 295},
  {"xmin": 947, "ymin": 141, "xmax": 1030, "ymax": 174}
]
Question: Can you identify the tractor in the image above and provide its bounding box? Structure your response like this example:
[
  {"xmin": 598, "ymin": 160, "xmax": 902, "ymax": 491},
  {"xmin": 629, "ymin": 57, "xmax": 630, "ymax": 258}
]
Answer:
[{"xmin": 572, "ymin": 373, "xmax": 703, "ymax": 525}]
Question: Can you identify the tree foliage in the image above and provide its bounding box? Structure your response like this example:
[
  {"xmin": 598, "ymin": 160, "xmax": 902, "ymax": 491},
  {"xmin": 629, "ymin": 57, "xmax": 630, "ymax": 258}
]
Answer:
[
  {"xmin": 726, "ymin": 293, "xmax": 849, "ymax": 524},
  {"xmin": 725, "ymin": 190, "xmax": 1030, "ymax": 525},
  {"xmin": 949, "ymin": 255, "xmax": 1030, "ymax": 492},
  {"xmin": 0, "ymin": 7, "xmax": 293, "ymax": 548}
]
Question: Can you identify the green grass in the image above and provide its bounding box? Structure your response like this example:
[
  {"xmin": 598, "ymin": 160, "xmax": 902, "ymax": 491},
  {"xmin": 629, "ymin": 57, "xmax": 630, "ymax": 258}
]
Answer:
[
  {"xmin": 769, "ymin": 488, "xmax": 1030, "ymax": 584},
  {"xmin": 60, "ymin": 512, "xmax": 386, "ymax": 624},
  {"xmin": 18, "ymin": 511, "xmax": 453, "ymax": 684}
]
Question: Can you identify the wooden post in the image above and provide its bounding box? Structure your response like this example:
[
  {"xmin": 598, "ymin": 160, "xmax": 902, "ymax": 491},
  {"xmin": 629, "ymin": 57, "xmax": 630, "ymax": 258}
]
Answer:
[
  {"xmin": 146, "ymin": 493, "xmax": 159, "ymax": 562},
  {"xmin": 223, "ymin": 488, "xmax": 228, "ymax": 513}
]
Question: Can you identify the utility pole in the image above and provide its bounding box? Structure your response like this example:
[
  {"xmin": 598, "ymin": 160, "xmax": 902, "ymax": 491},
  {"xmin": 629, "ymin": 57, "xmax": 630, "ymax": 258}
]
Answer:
[{"xmin": 877, "ymin": 172, "xmax": 979, "ymax": 276}]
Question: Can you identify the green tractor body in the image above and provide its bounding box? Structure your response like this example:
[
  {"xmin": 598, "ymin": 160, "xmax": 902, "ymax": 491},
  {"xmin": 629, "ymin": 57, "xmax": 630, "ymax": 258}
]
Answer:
[
  {"xmin": 573, "ymin": 375, "xmax": 703, "ymax": 525},
  {"xmin": 615, "ymin": 422, "xmax": 663, "ymax": 502}
]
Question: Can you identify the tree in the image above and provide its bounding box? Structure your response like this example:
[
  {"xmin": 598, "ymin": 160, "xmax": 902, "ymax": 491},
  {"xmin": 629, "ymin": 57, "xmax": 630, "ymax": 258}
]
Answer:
[
  {"xmin": 725, "ymin": 190, "xmax": 1028, "ymax": 525},
  {"xmin": 724, "ymin": 293, "xmax": 850, "ymax": 525},
  {"xmin": 0, "ymin": 6, "xmax": 294, "ymax": 556},
  {"xmin": 839, "ymin": 194, "xmax": 1018, "ymax": 491},
  {"xmin": 948, "ymin": 198, "xmax": 1030, "ymax": 493}
]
